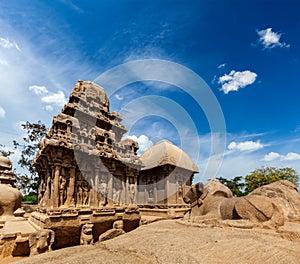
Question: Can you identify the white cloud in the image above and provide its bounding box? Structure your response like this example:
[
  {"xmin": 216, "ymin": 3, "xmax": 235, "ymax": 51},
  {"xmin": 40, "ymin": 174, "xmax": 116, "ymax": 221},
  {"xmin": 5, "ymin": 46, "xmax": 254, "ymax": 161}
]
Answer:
[
  {"xmin": 28, "ymin": 85, "xmax": 67, "ymax": 109},
  {"xmin": 0, "ymin": 59, "xmax": 8, "ymax": 66},
  {"xmin": 263, "ymin": 152, "xmax": 281, "ymax": 161},
  {"xmin": 127, "ymin": 135, "xmax": 153, "ymax": 152},
  {"xmin": 281, "ymin": 152, "xmax": 300, "ymax": 161},
  {"xmin": 0, "ymin": 106, "xmax": 5, "ymax": 118},
  {"xmin": 257, "ymin": 28, "xmax": 290, "ymax": 49},
  {"xmin": 29, "ymin": 85, "xmax": 48, "ymax": 95},
  {"xmin": 228, "ymin": 140, "xmax": 264, "ymax": 152},
  {"xmin": 44, "ymin": 105, "xmax": 54, "ymax": 112},
  {"xmin": 0, "ymin": 37, "xmax": 21, "ymax": 51},
  {"xmin": 41, "ymin": 91, "xmax": 67, "ymax": 107},
  {"xmin": 218, "ymin": 70, "xmax": 257, "ymax": 94},
  {"xmin": 218, "ymin": 63, "xmax": 226, "ymax": 69}
]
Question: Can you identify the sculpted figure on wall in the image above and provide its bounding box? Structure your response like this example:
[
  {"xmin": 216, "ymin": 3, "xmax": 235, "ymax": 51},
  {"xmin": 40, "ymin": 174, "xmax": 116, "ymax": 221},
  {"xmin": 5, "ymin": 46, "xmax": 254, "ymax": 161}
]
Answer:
[
  {"xmin": 82, "ymin": 181, "xmax": 90, "ymax": 206},
  {"xmin": 113, "ymin": 178, "xmax": 122, "ymax": 205},
  {"xmin": 99, "ymin": 177, "xmax": 108, "ymax": 206},
  {"xmin": 59, "ymin": 175, "xmax": 67, "ymax": 207},
  {"xmin": 129, "ymin": 179, "xmax": 136, "ymax": 205}
]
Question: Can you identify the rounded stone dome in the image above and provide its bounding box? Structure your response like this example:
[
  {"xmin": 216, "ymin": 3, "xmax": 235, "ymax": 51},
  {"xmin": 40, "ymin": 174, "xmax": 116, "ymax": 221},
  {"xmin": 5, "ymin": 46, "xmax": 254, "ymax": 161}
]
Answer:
[{"xmin": 0, "ymin": 156, "xmax": 12, "ymax": 170}]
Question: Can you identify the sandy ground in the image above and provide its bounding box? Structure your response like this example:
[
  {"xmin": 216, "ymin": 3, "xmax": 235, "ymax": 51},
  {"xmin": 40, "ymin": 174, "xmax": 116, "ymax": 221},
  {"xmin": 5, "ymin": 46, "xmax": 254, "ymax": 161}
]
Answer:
[{"xmin": 3, "ymin": 219, "xmax": 300, "ymax": 264}]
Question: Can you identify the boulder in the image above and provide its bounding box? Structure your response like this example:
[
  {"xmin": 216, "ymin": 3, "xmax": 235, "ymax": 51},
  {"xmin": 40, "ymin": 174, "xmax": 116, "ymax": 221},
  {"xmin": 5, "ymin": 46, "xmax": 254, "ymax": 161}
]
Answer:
[
  {"xmin": 249, "ymin": 180, "xmax": 300, "ymax": 221},
  {"xmin": 98, "ymin": 228, "xmax": 125, "ymax": 242}
]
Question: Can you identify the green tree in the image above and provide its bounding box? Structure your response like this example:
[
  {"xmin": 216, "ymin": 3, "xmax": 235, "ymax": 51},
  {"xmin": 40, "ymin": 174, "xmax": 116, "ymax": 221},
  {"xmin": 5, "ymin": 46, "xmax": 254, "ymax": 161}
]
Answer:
[
  {"xmin": 0, "ymin": 144, "xmax": 14, "ymax": 157},
  {"xmin": 244, "ymin": 166, "xmax": 299, "ymax": 194},
  {"xmin": 13, "ymin": 121, "xmax": 47, "ymax": 195},
  {"xmin": 216, "ymin": 176, "xmax": 245, "ymax": 197}
]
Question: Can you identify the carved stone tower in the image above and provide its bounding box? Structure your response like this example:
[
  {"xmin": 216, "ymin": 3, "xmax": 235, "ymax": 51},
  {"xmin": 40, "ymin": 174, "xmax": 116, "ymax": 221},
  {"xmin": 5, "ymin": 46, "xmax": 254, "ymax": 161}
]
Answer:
[{"xmin": 31, "ymin": 81, "xmax": 141, "ymax": 248}]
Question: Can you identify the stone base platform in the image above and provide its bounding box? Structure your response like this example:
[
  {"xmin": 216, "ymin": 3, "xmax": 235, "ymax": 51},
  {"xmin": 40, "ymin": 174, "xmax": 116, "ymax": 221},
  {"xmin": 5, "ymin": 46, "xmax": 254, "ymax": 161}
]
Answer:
[
  {"xmin": 139, "ymin": 204, "xmax": 189, "ymax": 218},
  {"xmin": 29, "ymin": 206, "xmax": 140, "ymax": 249},
  {"xmin": 0, "ymin": 216, "xmax": 39, "ymax": 258}
]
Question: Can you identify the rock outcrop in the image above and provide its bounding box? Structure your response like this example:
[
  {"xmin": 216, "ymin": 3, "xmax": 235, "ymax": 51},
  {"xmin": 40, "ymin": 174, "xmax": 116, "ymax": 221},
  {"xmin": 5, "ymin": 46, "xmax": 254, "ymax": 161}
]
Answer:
[{"xmin": 249, "ymin": 180, "xmax": 300, "ymax": 221}]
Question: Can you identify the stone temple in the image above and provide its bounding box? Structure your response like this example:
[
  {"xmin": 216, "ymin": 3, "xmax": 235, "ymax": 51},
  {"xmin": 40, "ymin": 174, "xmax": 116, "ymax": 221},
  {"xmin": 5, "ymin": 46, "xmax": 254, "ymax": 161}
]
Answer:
[{"xmin": 29, "ymin": 80, "xmax": 198, "ymax": 248}]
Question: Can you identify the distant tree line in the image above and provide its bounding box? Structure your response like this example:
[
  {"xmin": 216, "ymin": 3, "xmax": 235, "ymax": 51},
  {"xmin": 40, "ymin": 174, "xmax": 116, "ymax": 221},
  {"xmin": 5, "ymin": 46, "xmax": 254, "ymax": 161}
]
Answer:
[{"xmin": 217, "ymin": 166, "xmax": 299, "ymax": 197}]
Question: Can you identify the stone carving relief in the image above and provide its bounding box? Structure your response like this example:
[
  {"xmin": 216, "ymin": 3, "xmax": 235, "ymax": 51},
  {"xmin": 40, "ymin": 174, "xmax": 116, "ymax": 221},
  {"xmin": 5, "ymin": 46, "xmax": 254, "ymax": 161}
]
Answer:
[
  {"xmin": 80, "ymin": 223, "xmax": 94, "ymax": 245},
  {"xmin": 29, "ymin": 229, "xmax": 55, "ymax": 256}
]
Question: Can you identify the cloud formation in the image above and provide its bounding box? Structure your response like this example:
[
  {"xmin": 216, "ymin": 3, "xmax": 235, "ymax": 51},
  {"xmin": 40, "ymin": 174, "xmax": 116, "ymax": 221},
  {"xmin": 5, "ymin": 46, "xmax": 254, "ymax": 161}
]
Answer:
[
  {"xmin": 263, "ymin": 151, "xmax": 300, "ymax": 161},
  {"xmin": 0, "ymin": 106, "xmax": 5, "ymax": 118},
  {"xmin": 28, "ymin": 85, "xmax": 67, "ymax": 111},
  {"xmin": 0, "ymin": 59, "xmax": 8, "ymax": 66},
  {"xmin": 282, "ymin": 152, "xmax": 300, "ymax": 161},
  {"xmin": 218, "ymin": 70, "xmax": 257, "ymax": 94},
  {"xmin": 0, "ymin": 37, "xmax": 21, "ymax": 51},
  {"xmin": 41, "ymin": 91, "xmax": 67, "ymax": 107},
  {"xmin": 263, "ymin": 151, "xmax": 281, "ymax": 161},
  {"xmin": 29, "ymin": 85, "xmax": 48, "ymax": 95},
  {"xmin": 127, "ymin": 135, "xmax": 153, "ymax": 153},
  {"xmin": 228, "ymin": 140, "xmax": 264, "ymax": 152},
  {"xmin": 257, "ymin": 28, "xmax": 290, "ymax": 49}
]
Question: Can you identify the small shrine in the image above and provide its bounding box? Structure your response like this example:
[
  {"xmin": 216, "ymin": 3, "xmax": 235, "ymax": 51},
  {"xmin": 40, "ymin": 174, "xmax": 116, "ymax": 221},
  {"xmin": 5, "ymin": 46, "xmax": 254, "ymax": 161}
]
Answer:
[{"xmin": 138, "ymin": 140, "xmax": 198, "ymax": 216}]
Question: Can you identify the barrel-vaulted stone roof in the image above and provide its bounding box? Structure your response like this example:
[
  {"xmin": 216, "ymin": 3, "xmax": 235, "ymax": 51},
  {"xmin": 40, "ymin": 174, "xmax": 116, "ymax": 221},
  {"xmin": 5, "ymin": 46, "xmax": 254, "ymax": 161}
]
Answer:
[{"xmin": 140, "ymin": 140, "xmax": 199, "ymax": 173}]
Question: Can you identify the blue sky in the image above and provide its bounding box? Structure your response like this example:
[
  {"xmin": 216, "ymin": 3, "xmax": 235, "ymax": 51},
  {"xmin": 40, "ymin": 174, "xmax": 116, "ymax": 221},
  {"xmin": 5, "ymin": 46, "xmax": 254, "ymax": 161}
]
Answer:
[{"xmin": 0, "ymin": 0, "xmax": 300, "ymax": 183}]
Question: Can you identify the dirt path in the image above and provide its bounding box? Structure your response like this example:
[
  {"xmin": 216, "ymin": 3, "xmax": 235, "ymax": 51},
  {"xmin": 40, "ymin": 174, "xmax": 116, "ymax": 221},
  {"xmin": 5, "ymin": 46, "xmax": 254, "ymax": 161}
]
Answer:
[{"xmin": 9, "ymin": 220, "xmax": 300, "ymax": 264}]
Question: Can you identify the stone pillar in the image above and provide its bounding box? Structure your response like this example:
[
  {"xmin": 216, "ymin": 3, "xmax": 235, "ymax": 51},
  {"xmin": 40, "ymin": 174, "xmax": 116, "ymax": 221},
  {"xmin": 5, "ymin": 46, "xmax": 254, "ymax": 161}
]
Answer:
[
  {"xmin": 94, "ymin": 168, "xmax": 100, "ymax": 207},
  {"xmin": 165, "ymin": 175, "xmax": 169, "ymax": 206},
  {"xmin": 44, "ymin": 170, "xmax": 51, "ymax": 207},
  {"xmin": 65, "ymin": 167, "xmax": 75, "ymax": 206},
  {"xmin": 107, "ymin": 172, "xmax": 113, "ymax": 206},
  {"xmin": 125, "ymin": 176, "xmax": 129, "ymax": 204},
  {"xmin": 175, "ymin": 179, "xmax": 178, "ymax": 204},
  {"xmin": 53, "ymin": 164, "xmax": 61, "ymax": 208},
  {"xmin": 134, "ymin": 177, "xmax": 138, "ymax": 205},
  {"xmin": 154, "ymin": 181, "xmax": 158, "ymax": 204}
]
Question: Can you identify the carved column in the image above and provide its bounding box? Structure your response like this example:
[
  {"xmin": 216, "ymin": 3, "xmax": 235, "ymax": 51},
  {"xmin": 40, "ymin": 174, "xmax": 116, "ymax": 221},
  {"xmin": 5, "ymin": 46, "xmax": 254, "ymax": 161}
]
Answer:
[
  {"xmin": 44, "ymin": 169, "xmax": 51, "ymax": 207},
  {"xmin": 53, "ymin": 164, "xmax": 61, "ymax": 208},
  {"xmin": 94, "ymin": 168, "xmax": 100, "ymax": 207},
  {"xmin": 164, "ymin": 173, "xmax": 170, "ymax": 206},
  {"xmin": 65, "ymin": 166, "xmax": 75, "ymax": 206},
  {"xmin": 154, "ymin": 178, "xmax": 158, "ymax": 204},
  {"xmin": 175, "ymin": 178, "xmax": 179, "ymax": 204},
  {"xmin": 134, "ymin": 177, "xmax": 138, "ymax": 205},
  {"xmin": 107, "ymin": 172, "xmax": 113, "ymax": 206},
  {"xmin": 125, "ymin": 175, "xmax": 129, "ymax": 204}
]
